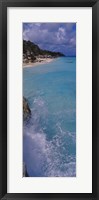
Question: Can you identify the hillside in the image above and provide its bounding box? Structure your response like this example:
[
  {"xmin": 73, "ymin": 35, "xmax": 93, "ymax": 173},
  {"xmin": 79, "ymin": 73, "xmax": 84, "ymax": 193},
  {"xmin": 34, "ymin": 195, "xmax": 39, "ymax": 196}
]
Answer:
[{"xmin": 23, "ymin": 40, "xmax": 65, "ymax": 64}]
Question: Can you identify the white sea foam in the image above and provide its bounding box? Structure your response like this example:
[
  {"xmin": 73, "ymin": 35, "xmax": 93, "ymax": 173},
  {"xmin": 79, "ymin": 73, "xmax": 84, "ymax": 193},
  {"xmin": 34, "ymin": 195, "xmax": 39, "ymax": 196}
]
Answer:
[{"xmin": 23, "ymin": 102, "xmax": 76, "ymax": 177}]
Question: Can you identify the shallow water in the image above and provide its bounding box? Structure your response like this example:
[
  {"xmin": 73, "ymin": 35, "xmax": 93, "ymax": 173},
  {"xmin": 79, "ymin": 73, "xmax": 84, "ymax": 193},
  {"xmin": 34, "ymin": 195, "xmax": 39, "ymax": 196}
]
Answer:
[{"xmin": 23, "ymin": 57, "xmax": 76, "ymax": 177}]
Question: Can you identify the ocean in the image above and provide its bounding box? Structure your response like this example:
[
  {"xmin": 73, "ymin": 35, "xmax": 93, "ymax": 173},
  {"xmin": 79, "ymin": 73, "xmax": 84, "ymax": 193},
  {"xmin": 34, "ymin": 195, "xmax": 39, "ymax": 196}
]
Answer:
[{"xmin": 23, "ymin": 57, "xmax": 76, "ymax": 177}]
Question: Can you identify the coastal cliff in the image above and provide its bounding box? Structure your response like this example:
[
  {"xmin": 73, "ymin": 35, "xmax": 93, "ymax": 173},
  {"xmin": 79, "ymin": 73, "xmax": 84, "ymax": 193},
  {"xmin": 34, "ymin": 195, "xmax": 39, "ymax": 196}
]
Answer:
[{"xmin": 23, "ymin": 40, "xmax": 65, "ymax": 64}]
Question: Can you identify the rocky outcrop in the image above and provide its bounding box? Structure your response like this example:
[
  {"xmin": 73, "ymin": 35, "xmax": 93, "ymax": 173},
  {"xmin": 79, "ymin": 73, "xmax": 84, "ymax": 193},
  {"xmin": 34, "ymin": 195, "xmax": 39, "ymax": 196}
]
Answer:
[
  {"xmin": 23, "ymin": 97, "xmax": 31, "ymax": 121},
  {"xmin": 23, "ymin": 162, "xmax": 29, "ymax": 177}
]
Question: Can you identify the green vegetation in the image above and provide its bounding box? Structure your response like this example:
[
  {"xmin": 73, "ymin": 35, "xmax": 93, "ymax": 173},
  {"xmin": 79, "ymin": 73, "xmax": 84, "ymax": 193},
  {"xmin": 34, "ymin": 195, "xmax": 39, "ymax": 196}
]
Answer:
[{"xmin": 23, "ymin": 40, "xmax": 65, "ymax": 64}]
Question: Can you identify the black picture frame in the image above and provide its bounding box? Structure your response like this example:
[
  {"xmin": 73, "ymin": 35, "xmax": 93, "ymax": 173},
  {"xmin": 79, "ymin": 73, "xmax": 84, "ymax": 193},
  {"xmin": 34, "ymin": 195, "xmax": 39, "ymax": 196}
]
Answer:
[{"xmin": 0, "ymin": 0, "xmax": 99, "ymax": 199}]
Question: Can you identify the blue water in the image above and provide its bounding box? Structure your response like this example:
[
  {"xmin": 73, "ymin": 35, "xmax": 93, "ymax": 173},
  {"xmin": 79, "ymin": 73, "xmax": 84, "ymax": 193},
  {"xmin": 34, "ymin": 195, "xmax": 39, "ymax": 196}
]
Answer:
[{"xmin": 23, "ymin": 57, "xmax": 76, "ymax": 177}]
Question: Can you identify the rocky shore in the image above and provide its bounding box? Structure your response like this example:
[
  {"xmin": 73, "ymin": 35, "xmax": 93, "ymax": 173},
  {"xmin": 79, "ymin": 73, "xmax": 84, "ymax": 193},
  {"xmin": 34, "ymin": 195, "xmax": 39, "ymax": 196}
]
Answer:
[
  {"xmin": 23, "ymin": 97, "xmax": 31, "ymax": 177},
  {"xmin": 23, "ymin": 97, "xmax": 31, "ymax": 121}
]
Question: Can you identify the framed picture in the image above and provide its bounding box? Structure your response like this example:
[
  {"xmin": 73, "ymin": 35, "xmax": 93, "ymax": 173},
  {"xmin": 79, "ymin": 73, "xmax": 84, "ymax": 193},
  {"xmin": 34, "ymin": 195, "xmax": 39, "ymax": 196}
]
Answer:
[{"xmin": 0, "ymin": 0, "xmax": 99, "ymax": 199}]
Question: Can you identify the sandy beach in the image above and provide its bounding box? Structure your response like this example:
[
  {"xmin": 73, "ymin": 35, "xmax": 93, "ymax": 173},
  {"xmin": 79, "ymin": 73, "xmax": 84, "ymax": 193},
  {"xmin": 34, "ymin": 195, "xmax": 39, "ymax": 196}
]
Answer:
[{"xmin": 23, "ymin": 58, "xmax": 55, "ymax": 68}]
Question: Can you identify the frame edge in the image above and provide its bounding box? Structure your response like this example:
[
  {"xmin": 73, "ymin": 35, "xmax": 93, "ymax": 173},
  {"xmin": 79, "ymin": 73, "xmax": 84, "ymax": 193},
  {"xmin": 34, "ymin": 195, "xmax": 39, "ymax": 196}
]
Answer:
[{"xmin": 0, "ymin": 0, "xmax": 99, "ymax": 199}]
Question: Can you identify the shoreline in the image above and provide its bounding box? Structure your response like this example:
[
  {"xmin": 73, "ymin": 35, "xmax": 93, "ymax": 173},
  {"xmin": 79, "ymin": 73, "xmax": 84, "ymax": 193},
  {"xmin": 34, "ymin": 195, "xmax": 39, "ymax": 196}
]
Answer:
[{"xmin": 23, "ymin": 58, "xmax": 55, "ymax": 68}]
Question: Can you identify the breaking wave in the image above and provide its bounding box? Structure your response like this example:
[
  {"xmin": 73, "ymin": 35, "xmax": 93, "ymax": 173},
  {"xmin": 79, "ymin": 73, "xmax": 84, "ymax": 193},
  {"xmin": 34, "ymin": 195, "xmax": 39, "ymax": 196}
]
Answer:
[{"xmin": 23, "ymin": 97, "xmax": 76, "ymax": 177}]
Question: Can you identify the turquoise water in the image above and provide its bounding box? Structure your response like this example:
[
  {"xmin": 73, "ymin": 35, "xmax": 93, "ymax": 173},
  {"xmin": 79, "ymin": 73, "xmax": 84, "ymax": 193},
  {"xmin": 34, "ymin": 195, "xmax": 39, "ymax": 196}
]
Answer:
[{"xmin": 23, "ymin": 57, "xmax": 76, "ymax": 177}]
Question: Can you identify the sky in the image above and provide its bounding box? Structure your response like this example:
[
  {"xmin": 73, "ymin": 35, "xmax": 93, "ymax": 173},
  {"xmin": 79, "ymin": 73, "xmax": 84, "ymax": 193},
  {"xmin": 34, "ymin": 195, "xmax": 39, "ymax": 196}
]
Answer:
[{"xmin": 23, "ymin": 23, "xmax": 76, "ymax": 56}]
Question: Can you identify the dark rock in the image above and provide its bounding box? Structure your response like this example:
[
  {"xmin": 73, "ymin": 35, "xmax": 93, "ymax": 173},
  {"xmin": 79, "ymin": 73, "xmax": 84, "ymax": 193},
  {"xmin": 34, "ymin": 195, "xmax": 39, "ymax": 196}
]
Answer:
[
  {"xmin": 23, "ymin": 97, "xmax": 31, "ymax": 121},
  {"xmin": 23, "ymin": 163, "xmax": 29, "ymax": 177}
]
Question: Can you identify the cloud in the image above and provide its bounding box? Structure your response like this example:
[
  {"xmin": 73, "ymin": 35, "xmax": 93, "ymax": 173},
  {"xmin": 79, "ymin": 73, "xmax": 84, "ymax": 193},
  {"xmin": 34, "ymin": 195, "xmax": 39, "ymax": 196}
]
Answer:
[{"xmin": 23, "ymin": 23, "xmax": 76, "ymax": 56}]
